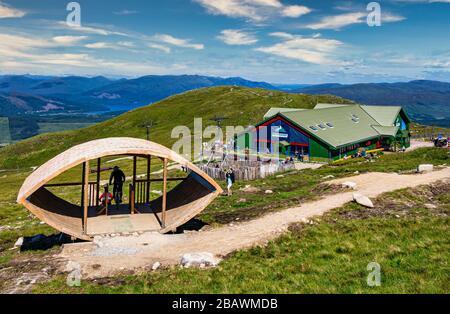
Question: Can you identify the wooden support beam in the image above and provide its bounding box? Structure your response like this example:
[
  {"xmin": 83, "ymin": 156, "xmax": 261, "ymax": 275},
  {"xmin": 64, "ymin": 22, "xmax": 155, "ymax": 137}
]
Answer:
[
  {"xmin": 162, "ymin": 158, "xmax": 168, "ymax": 228},
  {"xmin": 135, "ymin": 177, "xmax": 188, "ymax": 183},
  {"xmin": 130, "ymin": 183, "xmax": 135, "ymax": 215},
  {"xmin": 96, "ymin": 158, "xmax": 101, "ymax": 208},
  {"xmin": 81, "ymin": 163, "xmax": 86, "ymax": 211},
  {"xmin": 133, "ymin": 155, "xmax": 137, "ymax": 191},
  {"xmin": 105, "ymin": 185, "xmax": 109, "ymax": 216},
  {"xmin": 146, "ymin": 155, "xmax": 151, "ymax": 204},
  {"xmin": 82, "ymin": 161, "xmax": 89, "ymax": 234}
]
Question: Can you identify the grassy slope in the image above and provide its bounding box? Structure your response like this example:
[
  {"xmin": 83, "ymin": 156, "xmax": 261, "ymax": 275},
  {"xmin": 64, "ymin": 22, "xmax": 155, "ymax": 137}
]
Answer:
[
  {"xmin": 201, "ymin": 148, "xmax": 448, "ymax": 225},
  {"xmin": 35, "ymin": 180, "xmax": 450, "ymax": 294},
  {"xmin": 0, "ymin": 86, "xmax": 449, "ymax": 293},
  {"xmin": 0, "ymin": 86, "xmax": 350, "ymax": 169}
]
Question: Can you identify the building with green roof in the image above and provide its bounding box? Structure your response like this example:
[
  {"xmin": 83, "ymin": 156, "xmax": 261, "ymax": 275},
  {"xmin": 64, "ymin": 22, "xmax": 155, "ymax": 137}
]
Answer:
[{"xmin": 236, "ymin": 103, "xmax": 411, "ymax": 162}]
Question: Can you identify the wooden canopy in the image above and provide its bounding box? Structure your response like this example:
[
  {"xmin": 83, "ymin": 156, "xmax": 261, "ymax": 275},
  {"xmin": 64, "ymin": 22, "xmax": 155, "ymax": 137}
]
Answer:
[{"xmin": 17, "ymin": 137, "xmax": 223, "ymax": 240}]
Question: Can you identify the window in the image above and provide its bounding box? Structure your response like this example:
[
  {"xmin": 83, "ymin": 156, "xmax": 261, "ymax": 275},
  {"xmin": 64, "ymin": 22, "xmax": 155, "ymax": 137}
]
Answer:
[
  {"xmin": 351, "ymin": 114, "xmax": 360, "ymax": 123},
  {"xmin": 326, "ymin": 122, "xmax": 334, "ymax": 128},
  {"xmin": 309, "ymin": 126, "xmax": 318, "ymax": 132}
]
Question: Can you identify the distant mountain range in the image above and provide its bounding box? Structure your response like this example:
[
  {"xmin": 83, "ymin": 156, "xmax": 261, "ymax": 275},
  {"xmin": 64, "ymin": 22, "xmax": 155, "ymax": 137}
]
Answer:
[
  {"xmin": 0, "ymin": 75, "xmax": 276, "ymax": 116},
  {"xmin": 0, "ymin": 75, "xmax": 448, "ymax": 127},
  {"xmin": 291, "ymin": 80, "xmax": 450, "ymax": 127}
]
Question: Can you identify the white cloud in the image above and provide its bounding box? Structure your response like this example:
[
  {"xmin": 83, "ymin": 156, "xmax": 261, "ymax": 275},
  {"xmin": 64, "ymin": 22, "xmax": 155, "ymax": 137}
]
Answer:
[
  {"xmin": 256, "ymin": 33, "xmax": 344, "ymax": 65},
  {"xmin": 0, "ymin": 33, "xmax": 174, "ymax": 76},
  {"xmin": 281, "ymin": 5, "xmax": 311, "ymax": 18},
  {"xmin": 194, "ymin": 0, "xmax": 311, "ymax": 22},
  {"xmin": 148, "ymin": 43, "xmax": 171, "ymax": 53},
  {"xmin": 383, "ymin": 13, "xmax": 406, "ymax": 22},
  {"xmin": 52, "ymin": 36, "xmax": 87, "ymax": 45},
  {"xmin": 0, "ymin": 1, "xmax": 25, "ymax": 18},
  {"xmin": 117, "ymin": 41, "xmax": 135, "ymax": 48},
  {"xmin": 194, "ymin": 0, "xmax": 262, "ymax": 21},
  {"xmin": 153, "ymin": 34, "xmax": 204, "ymax": 50},
  {"xmin": 305, "ymin": 12, "xmax": 367, "ymax": 30},
  {"xmin": 269, "ymin": 32, "xmax": 294, "ymax": 39},
  {"xmin": 304, "ymin": 11, "xmax": 405, "ymax": 30},
  {"xmin": 113, "ymin": 10, "xmax": 138, "ymax": 15},
  {"xmin": 217, "ymin": 29, "xmax": 258, "ymax": 45},
  {"xmin": 85, "ymin": 41, "xmax": 137, "ymax": 50},
  {"xmin": 85, "ymin": 42, "xmax": 115, "ymax": 49},
  {"xmin": 55, "ymin": 21, "xmax": 128, "ymax": 36}
]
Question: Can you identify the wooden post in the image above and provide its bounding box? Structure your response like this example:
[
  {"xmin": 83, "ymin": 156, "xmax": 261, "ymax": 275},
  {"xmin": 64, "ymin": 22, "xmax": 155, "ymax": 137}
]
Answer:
[
  {"xmin": 130, "ymin": 183, "xmax": 135, "ymax": 215},
  {"xmin": 95, "ymin": 158, "xmax": 101, "ymax": 207},
  {"xmin": 81, "ymin": 163, "xmax": 86, "ymax": 210},
  {"xmin": 82, "ymin": 161, "xmax": 89, "ymax": 234},
  {"xmin": 146, "ymin": 156, "xmax": 151, "ymax": 204},
  {"xmin": 162, "ymin": 158, "xmax": 168, "ymax": 228},
  {"xmin": 133, "ymin": 155, "xmax": 137, "ymax": 192},
  {"xmin": 105, "ymin": 185, "xmax": 109, "ymax": 216}
]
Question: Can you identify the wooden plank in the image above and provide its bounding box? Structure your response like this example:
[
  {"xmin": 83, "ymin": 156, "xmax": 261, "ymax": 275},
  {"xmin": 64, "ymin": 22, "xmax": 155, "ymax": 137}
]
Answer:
[
  {"xmin": 96, "ymin": 158, "xmax": 101, "ymax": 207},
  {"xmin": 146, "ymin": 156, "xmax": 151, "ymax": 204},
  {"xmin": 17, "ymin": 138, "xmax": 224, "ymax": 240},
  {"xmin": 45, "ymin": 182, "xmax": 97, "ymax": 188},
  {"xmin": 162, "ymin": 158, "xmax": 168, "ymax": 228},
  {"xmin": 105, "ymin": 185, "xmax": 109, "ymax": 216},
  {"xmin": 135, "ymin": 177, "xmax": 188, "ymax": 183},
  {"xmin": 82, "ymin": 161, "xmax": 89, "ymax": 234},
  {"xmin": 133, "ymin": 156, "xmax": 137, "ymax": 188},
  {"xmin": 130, "ymin": 183, "xmax": 135, "ymax": 215},
  {"xmin": 80, "ymin": 163, "xmax": 86, "ymax": 212}
]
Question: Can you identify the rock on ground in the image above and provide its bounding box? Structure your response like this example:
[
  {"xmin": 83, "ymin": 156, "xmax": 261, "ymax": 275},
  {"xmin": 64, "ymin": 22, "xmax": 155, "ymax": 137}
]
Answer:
[
  {"xmin": 14, "ymin": 237, "xmax": 24, "ymax": 248},
  {"xmin": 342, "ymin": 181, "xmax": 358, "ymax": 190},
  {"xmin": 353, "ymin": 193, "xmax": 374, "ymax": 208},
  {"xmin": 151, "ymin": 262, "xmax": 161, "ymax": 271},
  {"xmin": 240, "ymin": 185, "xmax": 260, "ymax": 193},
  {"xmin": 418, "ymin": 164, "xmax": 434, "ymax": 173},
  {"xmin": 180, "ymin": 252, "xmax": 221, "ymax": 268}
]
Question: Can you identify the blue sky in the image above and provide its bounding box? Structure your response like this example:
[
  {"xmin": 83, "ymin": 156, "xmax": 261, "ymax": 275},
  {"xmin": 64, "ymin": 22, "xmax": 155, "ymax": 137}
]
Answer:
[{"xmin": 0, "ymin": 0, "xmax": 449, "ymax": 83}]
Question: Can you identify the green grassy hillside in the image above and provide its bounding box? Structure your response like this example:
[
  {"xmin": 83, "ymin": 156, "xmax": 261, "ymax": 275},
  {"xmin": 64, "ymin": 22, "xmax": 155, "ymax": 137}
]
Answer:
[{"xmin": 0, "ymin": 86, "xmax": 350, "ymax": 169}]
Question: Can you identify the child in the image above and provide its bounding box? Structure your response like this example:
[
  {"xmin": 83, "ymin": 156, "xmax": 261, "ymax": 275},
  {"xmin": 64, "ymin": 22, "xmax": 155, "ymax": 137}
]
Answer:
[{"xmin": 225, "ymin": 169, "xmax": 235, "ymax": 196}]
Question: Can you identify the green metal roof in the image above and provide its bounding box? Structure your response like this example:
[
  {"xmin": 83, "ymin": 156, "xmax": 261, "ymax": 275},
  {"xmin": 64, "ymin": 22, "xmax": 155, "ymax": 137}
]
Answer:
[
  {"xmin": 282, "ymin": 105, "xmax": 382, "ymax": 148},
  {"xmin": 314, "ymin": 103, "xmax": 352, "ymax": 109},
  {"xmin": 371, "ymin": 125, "xmax": 399, "ymax": 137},
  {"xmin": 261, "ymin": 104, "xmax": 408, "ymax": 149},
  {"xmin": 360, "ymin": 105, "xmax": 402, "ymax": 126},
  {"xmin": 263, "ymin": 107, "xmax": 307, "ymax": 119}
]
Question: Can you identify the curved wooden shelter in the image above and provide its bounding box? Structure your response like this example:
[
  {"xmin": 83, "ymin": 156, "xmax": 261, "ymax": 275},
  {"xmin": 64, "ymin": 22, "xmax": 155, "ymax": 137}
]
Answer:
[{"xmin": 17, "ymin": 138, "xmax": 223, "ymax": 241}]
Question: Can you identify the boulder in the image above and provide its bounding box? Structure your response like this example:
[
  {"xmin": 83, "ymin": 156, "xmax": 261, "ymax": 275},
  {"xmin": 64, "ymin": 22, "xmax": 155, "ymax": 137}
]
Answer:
[
  {"xmin": 180, "ymin": 252, "xmax": 221, "ymax": 268},
  {"xmin": 14, "ymin": 237, "xmax": 24, "ymax": 248},
  {"xmin": 417, "ymin": 164, "xmax": 433, "ymax": 173},
  {"xmin": 152, "ymin": 262, "xmax": 161, "ymax": 271},
  {"xmin": 240, "ymin": 185, "xmax": 260, "ymax": 193},
  {"xmin": 265, "ymin": 190, "xmax": 274, "ymax": 194},
  {"xmin": 353, "ymin": 193, "xmax": 374, "ymax": 208},
  {"xmin": 424, "ymin": 203, "xmax": 437, "ymax": 209},
  {"xmin": 342, "ymin": 181, "xmax": 358, "ymax": 190},
  {"xmin": 323, "ymin": 175, "xmax": 335, "ymax": 180}
]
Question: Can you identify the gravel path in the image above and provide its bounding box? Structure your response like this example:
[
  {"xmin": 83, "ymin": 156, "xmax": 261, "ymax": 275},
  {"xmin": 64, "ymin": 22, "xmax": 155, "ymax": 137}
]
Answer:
[{"xmin": 60, "ymin": 167, "xmax": 450, "ymax": 278}]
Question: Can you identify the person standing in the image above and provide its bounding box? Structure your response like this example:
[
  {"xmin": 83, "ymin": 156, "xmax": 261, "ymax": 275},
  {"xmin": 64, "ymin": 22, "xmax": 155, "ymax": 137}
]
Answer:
[
  {"xmin": 225, "ymin": 168, "xmax": 235, "ymax": 196},
  {"xmin": 109, "ymin": 166, "xmax": 126, "ymax": 207}
]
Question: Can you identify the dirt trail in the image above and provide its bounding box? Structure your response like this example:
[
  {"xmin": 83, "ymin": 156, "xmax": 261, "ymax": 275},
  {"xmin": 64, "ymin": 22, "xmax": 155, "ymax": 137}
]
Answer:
[{"xmin": 60, "ymin": 167, "xmax": 450, "ymax": 278}]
